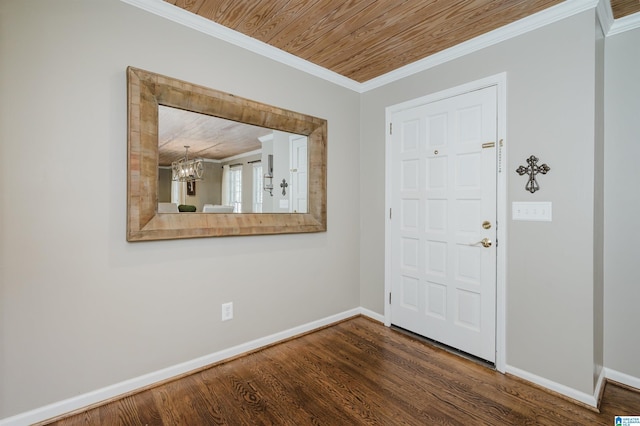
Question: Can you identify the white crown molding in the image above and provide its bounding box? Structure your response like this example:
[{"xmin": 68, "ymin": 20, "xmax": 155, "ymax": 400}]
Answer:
[
  {"xmin": 120, "ymin": 0, "xmax": 362, "ymax": 92},
  {"xmin": 597, "ymin": 0, "xmax": 614, "ymax": 35},
  {"xmin": 258, "ymin": 134, "xmax": 273, "ymax": 143},
  {"xmin": 122, "ymin": 0, "xmax": 603, "ymax": 94},
  {"xmin": 220, "ymin": 148, "xmax": 262, "ymax": 163},
  {"xmin": 120, "ymin": 0, "xmax": 640, "ymax": 93},
  {"xmin": 121, "ymin": 0, "xmax": 640, "ymax": 92},
  {"xmin": 608, "ymin": 11, "xmax": 640, "ymax": 35},
  {"xmin": 361, "ymin": 0, "xmax": 599, "ymax": 91},
  {"xmin": 600, "ymin": 0, "xmax": 640, "ymax": 35}
]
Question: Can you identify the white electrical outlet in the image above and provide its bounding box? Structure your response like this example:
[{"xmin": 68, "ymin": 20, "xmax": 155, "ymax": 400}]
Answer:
[{"xmin": 221, "ymin": 302, "xmax": 233, "ymax": 321}]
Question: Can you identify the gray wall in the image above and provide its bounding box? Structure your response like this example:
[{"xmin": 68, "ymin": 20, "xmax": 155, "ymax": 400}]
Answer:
[
  {"xmin": 604, "ymin": 27, "xmax": 640, "ymax": 380},
  {"xmin": 201, "ymin": 161, "xmax": 224, "ymax": 208},
  {"xmin": 158, "ymin": 168, "xmax": 172, "ymax": 202},
  {"xmin": 0, "ymin": 0, "xmax": 360, "ymax": 418},
  {"xmin": 359, "ymin": 11, "xmax": 602, "ymax": 395},
  {"xmin": 1, "ymin": 0, "xmax": 638, "ymax": 421}
]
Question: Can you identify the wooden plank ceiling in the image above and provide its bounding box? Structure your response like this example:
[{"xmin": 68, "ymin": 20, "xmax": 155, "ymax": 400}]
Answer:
[
  {"xmin": 611, "ymin": 0, "xmax": 640, "ymax": 18},
  {"xmin": 158, "ymin": 105, "xmax": 270, "ymax": 165},
  {"xmin": 165, "ymin": 0, "xmax": 640, "ymax": 83}
]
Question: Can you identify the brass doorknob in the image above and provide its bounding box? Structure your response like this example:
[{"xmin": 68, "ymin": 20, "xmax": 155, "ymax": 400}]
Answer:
[{"xmin": 481, "ymin": 238, "xmax": 492, "ymax": 248}]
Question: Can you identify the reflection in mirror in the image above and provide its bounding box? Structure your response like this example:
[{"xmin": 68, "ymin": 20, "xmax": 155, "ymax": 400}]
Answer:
[
  {"xmin": 126, "ymin": 66, "xmax": 326, "ymax": 241},
  {"xmin": 157, "ymin": 106, "xmax": 308, "ymax": 214}
]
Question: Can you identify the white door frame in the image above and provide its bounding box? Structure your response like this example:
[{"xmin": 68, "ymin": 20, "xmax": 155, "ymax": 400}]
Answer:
[
  {"xmin": 289, "ymin": 134, "xmax": 308, "ymax": 213},
  {"xmin": 384, "ymin": 73, "xmax": 507, "ymax": 373}
]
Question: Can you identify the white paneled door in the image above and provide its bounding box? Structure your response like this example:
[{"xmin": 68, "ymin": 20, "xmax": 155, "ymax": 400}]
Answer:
[{"xmin": 390, "ymin": 86, "xmax": 498, "ymax": 363}]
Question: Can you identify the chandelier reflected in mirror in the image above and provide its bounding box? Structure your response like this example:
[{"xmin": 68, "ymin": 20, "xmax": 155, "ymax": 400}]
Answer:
[{"xmin": 172, "ymin": 145, "xmax": 204, "ymax": 182}]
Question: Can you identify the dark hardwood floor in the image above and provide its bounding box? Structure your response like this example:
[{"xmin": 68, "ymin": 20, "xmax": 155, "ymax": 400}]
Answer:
[{"xmin": 43, "ymin": 316, "xmax": 639, "ymax": 425}]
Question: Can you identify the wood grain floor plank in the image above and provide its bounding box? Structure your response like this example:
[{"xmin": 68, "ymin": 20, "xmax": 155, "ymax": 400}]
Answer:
[
  {"xmin": 261, "ymin": 345, "xmax": 375, "ymax": 424},
  {"xmin": 307, "ymin": 331, "xmax": 458, "ymax": 423},
  {"xmin": 43, "ymin": 316, "xmax": 640, "ymax": 425},
  {"xmin": 331, "ymin": 322, "xmax": 505, "ymax": 424}
]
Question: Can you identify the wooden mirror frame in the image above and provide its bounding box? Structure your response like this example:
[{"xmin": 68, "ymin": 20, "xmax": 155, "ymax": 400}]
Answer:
[{"xmin": 127, "ymin": 67, "xmax": 327, "ymax": 241}]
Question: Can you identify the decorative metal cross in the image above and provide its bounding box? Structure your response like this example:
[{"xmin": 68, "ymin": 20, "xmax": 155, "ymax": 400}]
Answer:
[
  {"xmin": 280, "ymin": 178, "xmax": 288, "ymax": 196},
  {"xmin": 516, "ymin": 155, "xmax": 550, "ymax": 193}
]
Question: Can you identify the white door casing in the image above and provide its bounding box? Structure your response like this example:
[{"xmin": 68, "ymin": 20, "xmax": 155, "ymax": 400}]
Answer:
[{"xmin": 385, "ymin": 75, "xmax": 506, "ymax": 368}]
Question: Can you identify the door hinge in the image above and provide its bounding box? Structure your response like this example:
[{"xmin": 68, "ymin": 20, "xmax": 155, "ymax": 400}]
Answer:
[
  {"xmin": 389, "ymin": 123, "xmax": 393, "ymax": 135},
  {"xmin": 389, "ymin": 292, "xmax": 392, "ymax": 304},
  {"xmin": 389, "ymin": 208, "xmax": 392, "ymax": 219}
]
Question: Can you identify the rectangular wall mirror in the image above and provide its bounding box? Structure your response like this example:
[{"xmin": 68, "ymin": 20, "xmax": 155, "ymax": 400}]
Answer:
[{"xmin": 127, "ymin": 67, "xmax": 327, "ymax": 241}]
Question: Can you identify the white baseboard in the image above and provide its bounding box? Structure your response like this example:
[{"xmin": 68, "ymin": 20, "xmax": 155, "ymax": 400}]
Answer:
[
  {"xmin": 505, "ymin": 364, "xmax": 640, "ymax": 409},
  {"xmin": 605, "ymin": 367, "xmax": 640, "ymax": 391},
  {"xmin": 506, "ymin": 364, "xmax": 602, "ymax": 407},
  {"xmin": 359, "ymin": 307, "xmax": 385, "ymax": 323},
  {"xmin": 595, "ymin": 366, "xmax": 607, "ymax": 406},
  {"xmin": 4, "ymin": 307, "xmax": 637, "ymax": 426},
  {"xmin": 0, "ymin": 308, "xmax": 365, "ymax": 426}
]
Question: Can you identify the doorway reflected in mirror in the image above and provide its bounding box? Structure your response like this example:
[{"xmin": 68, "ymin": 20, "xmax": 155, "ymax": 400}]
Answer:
[
  {"xmin": 186, "ymin": 181, "xmax": 196, "ymax": 196},
  {"xmin": 157, "ymin": 106, "xmax": 308, "ymax": 214}
]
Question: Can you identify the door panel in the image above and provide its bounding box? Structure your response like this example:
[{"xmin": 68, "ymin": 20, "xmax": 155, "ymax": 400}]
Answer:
[{"xmin": 391, "ymin": 86, "xmax": 497, "ymax": 363}]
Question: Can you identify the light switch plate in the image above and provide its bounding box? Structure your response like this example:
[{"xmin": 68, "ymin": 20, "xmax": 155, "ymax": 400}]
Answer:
[{"xmin": 512, "ymin": 202, "xmax": 552, "ymax": 221}]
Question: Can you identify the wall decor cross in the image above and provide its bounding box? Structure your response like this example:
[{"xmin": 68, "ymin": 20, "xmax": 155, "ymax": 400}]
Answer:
[
  {"xmin": 280, "ymin": 178, "xmax": 288, "ymax": 196},
  {"xmin": 516, "ymin": 155, "xmax": 550, "ymax": 193}
]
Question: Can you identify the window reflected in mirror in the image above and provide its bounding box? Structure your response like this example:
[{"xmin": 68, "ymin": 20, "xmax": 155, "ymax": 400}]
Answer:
[{"xmin": 157, "ymin": 105, "xmax": 308, "ymax": 214}]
